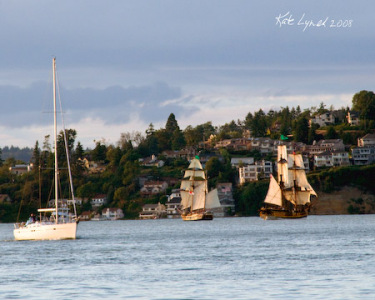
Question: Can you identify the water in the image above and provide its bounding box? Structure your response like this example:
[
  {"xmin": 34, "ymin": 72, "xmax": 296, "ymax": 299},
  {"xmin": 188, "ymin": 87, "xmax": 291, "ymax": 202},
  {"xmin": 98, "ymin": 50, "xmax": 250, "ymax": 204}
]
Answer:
[{"xmin": 1, "ymin": 215, "xmax": 375, "ymax": 299}]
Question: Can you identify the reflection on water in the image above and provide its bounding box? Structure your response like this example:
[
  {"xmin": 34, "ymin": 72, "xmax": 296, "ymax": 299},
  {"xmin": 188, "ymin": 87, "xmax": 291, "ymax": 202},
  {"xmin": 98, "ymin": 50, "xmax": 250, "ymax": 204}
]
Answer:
[{"xmin": 1, "ymin": 215, "xmax": 375, "ymax": 299}]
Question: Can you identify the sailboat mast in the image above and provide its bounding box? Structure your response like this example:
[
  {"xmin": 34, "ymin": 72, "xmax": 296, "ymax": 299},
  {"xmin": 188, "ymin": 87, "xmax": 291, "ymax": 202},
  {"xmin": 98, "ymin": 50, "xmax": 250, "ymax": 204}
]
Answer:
[
  {"xmin": 190, "ymin": 166, "xmax": 195, "ymax": 212},
  {"xmin": 53, "ymin": 58, "xmax": 59, "ymax": 224}
]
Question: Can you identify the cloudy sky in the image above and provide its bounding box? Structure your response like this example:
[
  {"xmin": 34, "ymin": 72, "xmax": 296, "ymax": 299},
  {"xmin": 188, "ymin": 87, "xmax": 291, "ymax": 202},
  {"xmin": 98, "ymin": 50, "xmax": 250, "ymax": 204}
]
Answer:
[{"xmin": 0, "ymin": 0, "xmax": 374, "ymax": 148}]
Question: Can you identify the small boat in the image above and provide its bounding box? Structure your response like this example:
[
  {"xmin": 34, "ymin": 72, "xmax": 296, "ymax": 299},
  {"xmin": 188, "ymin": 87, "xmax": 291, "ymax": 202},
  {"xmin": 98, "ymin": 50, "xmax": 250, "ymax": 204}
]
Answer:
[
  {"xmin": 260, "ymin": 145, "xmax": 317, "ymax": 220},
  {"xmin": 179, "ymin": 156, "xmax": 221, "ymax": 221},
  {"xmin": 14, "ymin": 58, "xmax": 79, "ymax": 240}
]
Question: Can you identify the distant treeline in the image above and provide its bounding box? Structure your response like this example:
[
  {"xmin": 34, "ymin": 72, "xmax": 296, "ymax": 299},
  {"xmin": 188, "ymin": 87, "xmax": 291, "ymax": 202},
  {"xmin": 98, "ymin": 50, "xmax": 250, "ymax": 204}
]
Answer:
[{"xmin": 1, "ymin": 146, "xmax": 33, "ymax": 163}]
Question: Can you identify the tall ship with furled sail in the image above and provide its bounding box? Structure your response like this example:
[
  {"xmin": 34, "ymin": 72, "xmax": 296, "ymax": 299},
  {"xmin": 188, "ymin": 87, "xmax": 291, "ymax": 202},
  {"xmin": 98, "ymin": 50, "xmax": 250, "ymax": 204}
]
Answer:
[
  {"xmin": 260, "ymin": 145, "xmax": 317, "ymax": 220},
  {"xmin": 179, "ymin": 156, "xmax": 221, "ymax": 221}
]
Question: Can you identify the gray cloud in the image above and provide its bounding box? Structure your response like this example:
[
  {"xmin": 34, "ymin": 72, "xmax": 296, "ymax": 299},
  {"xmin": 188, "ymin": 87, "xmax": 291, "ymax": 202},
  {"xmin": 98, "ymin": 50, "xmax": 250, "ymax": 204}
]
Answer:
[{"xmin": 0, "ymin": 81, "xmax": 189, "ymax": 128}]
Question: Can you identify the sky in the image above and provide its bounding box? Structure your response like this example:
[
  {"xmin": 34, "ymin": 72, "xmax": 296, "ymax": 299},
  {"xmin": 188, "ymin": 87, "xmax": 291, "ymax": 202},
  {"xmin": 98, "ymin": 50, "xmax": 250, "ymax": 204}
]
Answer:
[{"xmin": 0, "ymin": 0, "xmax": 374, "ymax": 149}]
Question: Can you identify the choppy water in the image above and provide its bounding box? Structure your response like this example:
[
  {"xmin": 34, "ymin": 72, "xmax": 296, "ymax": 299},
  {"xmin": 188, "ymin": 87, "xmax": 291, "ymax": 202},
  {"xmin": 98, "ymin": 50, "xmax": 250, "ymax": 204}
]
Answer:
[{"xmin": 1, "ymin": 215, "xmax": 375, "ymax": 299}]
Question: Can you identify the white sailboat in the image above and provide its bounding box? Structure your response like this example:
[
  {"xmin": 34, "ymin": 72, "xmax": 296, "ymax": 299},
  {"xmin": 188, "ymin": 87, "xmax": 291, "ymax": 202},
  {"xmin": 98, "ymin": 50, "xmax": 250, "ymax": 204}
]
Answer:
[
  {"xmin": 14, "ymin": 58, "xmax": 79, "ymax": 240},
  {"xmin": 260, "ymin": 145, "xmax": 317, "ymax": 220},
  {"xmin": 179, "ymin": 156, "xmax": 221, "ymax": 221}
]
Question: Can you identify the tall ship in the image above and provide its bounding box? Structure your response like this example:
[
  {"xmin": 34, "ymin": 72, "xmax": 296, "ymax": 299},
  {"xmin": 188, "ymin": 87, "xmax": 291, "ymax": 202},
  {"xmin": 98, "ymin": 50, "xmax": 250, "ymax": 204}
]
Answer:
[
  {"xmin": 179, "ymin": 157, "xmax": 221, "ymax": 221},
  {"xmin": 260, "ymin": 145, "xmax": 317, "ymax": 220},
  {"xmin": 13, "ymin": 58, "xmax": 79, "ymax": 240}
]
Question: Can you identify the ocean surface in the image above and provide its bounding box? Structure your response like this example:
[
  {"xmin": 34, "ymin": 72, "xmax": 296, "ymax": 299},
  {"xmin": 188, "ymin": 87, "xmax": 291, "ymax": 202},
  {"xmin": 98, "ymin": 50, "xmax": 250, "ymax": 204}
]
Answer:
[{"xmin": 1, "ymin": 215, "xmax": 375, "ymax": 299}]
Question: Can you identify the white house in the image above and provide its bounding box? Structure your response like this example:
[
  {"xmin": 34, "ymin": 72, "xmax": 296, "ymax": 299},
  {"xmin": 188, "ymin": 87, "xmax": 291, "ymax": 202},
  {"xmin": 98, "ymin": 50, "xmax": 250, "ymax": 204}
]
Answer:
[
  {"xmin": 230, "ymin": 157, "xmax": 254, "ymax": 168},
  {"xmin": 139, "ymin": 154, "xmax": 165, "ymax": 168},
  {"xmin": 352, "ymin": 147, "xmax": 375, "ymax": 165},
  {"xmin": 140, "ymin": 181, "xmax": 168, "ymax": 196},
  {"xmin": 9, "ymin": 164, "xmax": 33, "ymax": 175},
  {"xmin": 239, "ymin": 160, "xmax": 273, "ymax": 184},
  {"xmin": 102, "ymin": 208, "xmax": 124, "ymax": 220},
  {"xmin": 358, "ymin": 133, "xmax": 375, "ymax": 147},
  {"xmin": 139, "ymin": 203, "xmax": 167, "ymax": 219},
  {"xmin": 346, "ymin": 111, "xmax": 360, "ymax": 126},
  {"xmin": 314, "ymin": 151, "xmax": 333, "ymax": 168},
  {"xmin": 91, "ymin": 194, "xmax": 107, "ymax": 207},
  {"xmin": 314, "ymin": 150, "xmax": 349, "ymax": 168}
]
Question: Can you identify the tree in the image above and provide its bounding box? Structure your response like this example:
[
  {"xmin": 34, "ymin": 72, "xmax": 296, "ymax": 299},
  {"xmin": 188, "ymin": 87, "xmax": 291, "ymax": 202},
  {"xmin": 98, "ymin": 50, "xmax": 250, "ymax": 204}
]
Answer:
[
  {"xmin": 326, "ymin": 126, "xmax": 338, "ymax": 139},
  {"xmin": 171, "ymin": 128, "xmax": 186, "ymax": 150},
  {"xmin": 91, "ymin": 141, "xmax": 107, "ymax": 161},
  {"xmin": 165, "ymin": 113, "xmax": 179, "ymax": 135},
  {"xmin": 0, "ymin": 148, "xmax": 4, "ymax": 167},
  {"xmin": 352, "ymin": 90, "xmax": 375, "ymax": 127},
  {"xmin": 294, "ymin": 117, "xmax": 309, "ymax": 143},
  {"xmin": 74, "ymin": 142, "xmax": 84, "ymax": 160},
  {"xmin": 205, "ymin": 157, "xmax": 223, "ymax": 178},
  {"xmin": 246, "ymin": 109, "xmax": 267, "ymax": 137}
]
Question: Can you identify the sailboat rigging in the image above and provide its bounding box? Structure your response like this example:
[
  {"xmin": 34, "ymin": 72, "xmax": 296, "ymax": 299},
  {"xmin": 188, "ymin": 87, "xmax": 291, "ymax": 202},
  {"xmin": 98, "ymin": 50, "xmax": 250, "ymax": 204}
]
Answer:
[
  {"xmin": 259, "ymin": 145, "xmax": 317, "ymax": 220},
  {"xmin": 14, "ymin": 58, "xmax": 79, "ymax": 240},
  {"xmin": 179, "ymin": 156, "xmax": 221, "ymax": 221}
]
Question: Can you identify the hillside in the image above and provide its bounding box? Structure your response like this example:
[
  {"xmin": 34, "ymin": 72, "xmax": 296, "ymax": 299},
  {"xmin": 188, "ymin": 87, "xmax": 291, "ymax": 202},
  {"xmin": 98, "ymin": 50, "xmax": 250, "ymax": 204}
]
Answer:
[{"xmin": 310, "ymin": 186, "xmax": 375, "ymax": 215}]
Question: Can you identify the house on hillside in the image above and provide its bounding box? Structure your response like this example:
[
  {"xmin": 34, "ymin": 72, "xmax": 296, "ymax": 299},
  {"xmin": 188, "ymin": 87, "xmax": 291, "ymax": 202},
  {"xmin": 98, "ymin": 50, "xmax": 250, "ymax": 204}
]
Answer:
[
  {"xmin": 166, "ymin": 189, "xmax": 182, "ymax": 219},
  {"xmin": 314, "ymin": 150, "xmax": 349, "ymax": 168},
  {"xmin": 80, "ymin": 158, "xmax": 106, "ymax": 174},
  {"xmin": 310, "ymin": 111, "xmax": 345, "ymax": 127},
  {"xmin": 216, "ymin": 183, "xmax": 235, "ymax": 216},
  {"xmin": 80, "ymin": 211, "xmax": 92, "ymax": 221},
  {"xmin": 9, "ymin": 164, "xmax": 33, "ymax": 175},
  {"xmin": 140, "ymin": 181, "xmax": 168, "ymax": 196},
  {"xmin": 139, "ymin": 203, "xmax": 166, "ymax": 219},
  {"xmin": 102, "ymin": 208, "xmax": 124, "ymax": 220},
  {"xmin": 239, "ymin": 160, "xmax": 273, "ymax": 184},
  {"xmin": 358, "ymin": 133, "xmax": 375, "ymax": 147},
  {"xmin": 91, "ymin": 194, "xmax": 107, "ymax": 208},
  {"xmin": 304, "ymin": 139, "xmax": 345, "ymax": 157},
  {"xmin": 139, "ymin": 154, "xmax": 165, "ymax": 168},
  {"xmin": 346, "ymin": 111, "xmax": 360, "ymax": 126},
  {"xmin": 351, "ymin": 147, "xmax": 375, "ymax": 165},
  {"xmin": 230, "ymin": 157, "xmax": 254, "ymax": 168}
]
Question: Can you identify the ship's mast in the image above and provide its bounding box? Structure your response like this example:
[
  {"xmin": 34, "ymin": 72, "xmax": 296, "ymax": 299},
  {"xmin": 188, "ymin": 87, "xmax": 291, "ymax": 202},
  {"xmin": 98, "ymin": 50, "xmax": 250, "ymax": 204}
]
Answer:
[{"xmin": 53, "ymin": 58, "xmax": 59, "ymax": 224}]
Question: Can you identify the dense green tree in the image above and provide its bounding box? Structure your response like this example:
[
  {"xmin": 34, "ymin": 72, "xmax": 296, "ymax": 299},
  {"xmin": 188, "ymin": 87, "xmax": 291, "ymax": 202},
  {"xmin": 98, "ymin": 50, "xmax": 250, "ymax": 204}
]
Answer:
[
  {"xmin": 352, "ymin": 90, "xmax": 375, "ymax": 122},
  {"xmin": 246, "ymin": 109, "xmax": 267, "ymax": 137},
  {"xmin": 171, "ymin": 128, "xmax": 186, "ymax": 150},
  {"xmin": 74, "ymin": 142, "xmax": 84, "ymax": 160},
  {"xmin": 308, "ymin": 123, "xmax": 319, "ymax": 144},
  {"xmin": 165, "ymin": 113, "xmax": 179, "ymax": 135},
  {"xmin": 154, "ymin": 129, "xmax": 170, "ymax": 152},
  {"xmin": 294, "ymin": 116, "xmax": 309, "ymax": 143},
  {"xmin": 91, "ymin": 141, "xmax": 107, "ymax": 161},
  {"xmin": 106, "ymin": 146, "xmax": 122, "ymax": 167},
  {"xmin": 205, "ymin": 157, "xmax": 223, "ymax": 178},
  {"xmin": 0, "ymin": 148, "xmax": 3, "ymax": 167},
  {"xmin": 325, "ymin": 126, "xmax": 338, "ymax": 139}
]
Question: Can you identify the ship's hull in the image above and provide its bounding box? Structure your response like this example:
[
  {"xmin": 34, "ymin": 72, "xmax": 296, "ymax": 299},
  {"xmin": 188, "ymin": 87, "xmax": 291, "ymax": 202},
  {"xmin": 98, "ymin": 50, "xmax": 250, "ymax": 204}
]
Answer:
[
  {"xmin": 259, "ymin": 208, "xmax": 308, "ymax": 220},
  {"xmin": 14, "ymin": 221, "xmax": 77, "ymax": 241},
  {"xmin": 181, "ymin": 211, "xmax": 213, "ymax": 221}
]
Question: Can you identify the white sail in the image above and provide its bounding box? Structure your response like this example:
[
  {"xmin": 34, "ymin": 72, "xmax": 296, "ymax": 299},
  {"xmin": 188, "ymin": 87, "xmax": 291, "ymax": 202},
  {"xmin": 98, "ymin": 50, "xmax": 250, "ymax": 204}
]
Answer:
[
  {"xmin": 192, "ymin": 183, "xmax": 206, "ymax": 211},
  {"xmin": 180, "ymin": 190, "xmax": 191, "ymax": 209},
  {"xmin": 188, "ymin": 158, "xmax": 203, "ymax": 170},
  {"xmin": 287, "ymin": 153, "xmax": 317, "ymax": 196},
  {"xmin": 264, "ymin": 175, "xmax": 283, "ymax": 206},
  {"xmin": 205, "ymin": 188, "xmax": 221, "ymax": 209},
  {"xmin": 283, "ymin": 189, "xmax": 296, "ymax": 205},
  {"xmin": 295, "ymin": 190, "xmax": 311, "ymax": 205},
  {"xmin": 277, "ymin": 145, "xmax": 289, "ymax": 187},
  {"xmin": 180, "ymin": 180, "xmax": 192, "ymax": 190},
  {"xmin": 183, "ymin": 169, "xmax": 206, "ymax": 179}
]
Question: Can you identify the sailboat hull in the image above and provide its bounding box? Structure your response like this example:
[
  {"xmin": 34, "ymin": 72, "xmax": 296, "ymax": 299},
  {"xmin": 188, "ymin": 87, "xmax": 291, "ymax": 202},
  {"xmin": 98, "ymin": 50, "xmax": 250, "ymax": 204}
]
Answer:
[
  {"xmin": 13, "ymin": 222, "xmax": 77, "ymax": 241},
  {"xmin": 181, "ymin": 211, "xmax": 213, "ymax": 221},
  {"xmin": 259, "ymin": 208, "xmax": 308, "ymax": 220}
]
